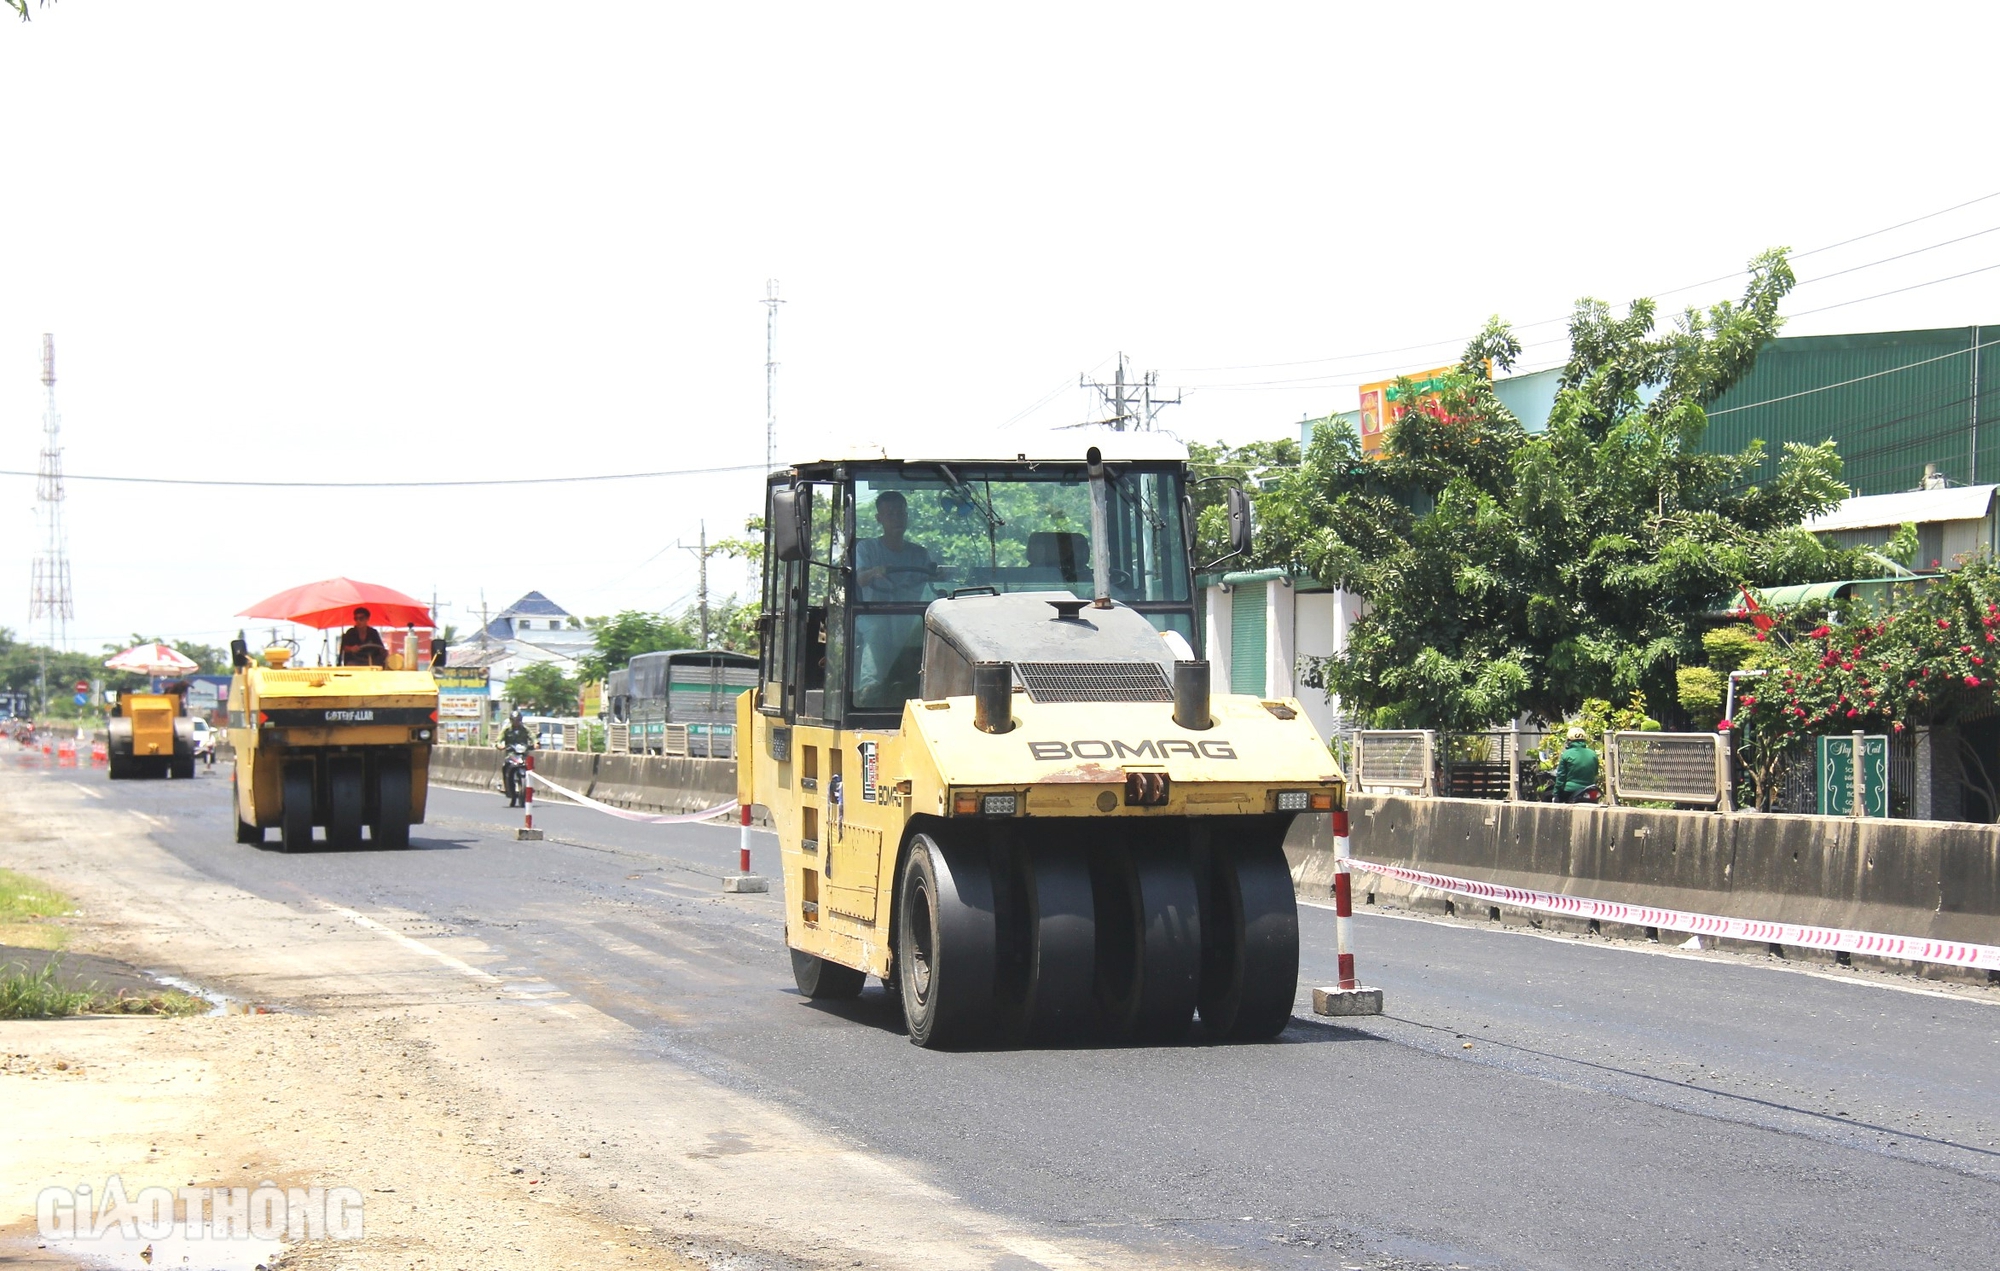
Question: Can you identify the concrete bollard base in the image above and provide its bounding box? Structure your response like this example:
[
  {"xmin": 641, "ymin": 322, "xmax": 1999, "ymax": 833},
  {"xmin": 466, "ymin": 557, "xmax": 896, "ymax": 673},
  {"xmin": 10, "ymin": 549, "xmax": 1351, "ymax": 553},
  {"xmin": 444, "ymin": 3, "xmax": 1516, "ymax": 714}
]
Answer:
[
  {"xmin": 1312, "ymin": 986, "xmax": 1384, "ymax": 1017},
  {"xmin": 516, "ymin": 828, "xmax": 544, "ymax": 841},
  {"xmin": 723, "ymin": 874, "xmax": 769, "ymax": 894}
]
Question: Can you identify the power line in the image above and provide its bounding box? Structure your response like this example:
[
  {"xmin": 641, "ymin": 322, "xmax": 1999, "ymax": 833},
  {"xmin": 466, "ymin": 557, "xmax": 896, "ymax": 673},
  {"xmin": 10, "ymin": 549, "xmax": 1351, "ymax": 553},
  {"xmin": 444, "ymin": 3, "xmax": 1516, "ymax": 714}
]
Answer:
[
  {"xmin": 1158, "ymin": 189, "xmax": 2000, "ymax": 379},
  {"xmin": 0, "ymin": 461, "xmax": 770, "ymax": 490},
  {"xmin": 1785, "ymin": 260, "xmax": 2000, "ymax": 320},
  {"xmin": 1796, "ymin": 222, "xmax": 2000, "ymax": 286},
  {"xmin": 1791, "ymin": 188, "xmax": 2000, "ymax": 261}
]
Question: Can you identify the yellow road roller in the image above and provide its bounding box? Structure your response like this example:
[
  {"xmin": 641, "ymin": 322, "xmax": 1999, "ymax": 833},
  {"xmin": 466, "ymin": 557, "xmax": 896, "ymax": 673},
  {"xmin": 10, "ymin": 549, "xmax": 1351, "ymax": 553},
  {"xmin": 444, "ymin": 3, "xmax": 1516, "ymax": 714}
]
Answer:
[
  {"xmin": 107, "ymin": 692, "xmax": 196, "ymax": 780},
  {"xmin": 737, "ymin": 436, "xmax": 1344, "ymax": 1047},
  {"xmin": 227, "ymin": 643, "xmax": 439, "ymax": 851}
]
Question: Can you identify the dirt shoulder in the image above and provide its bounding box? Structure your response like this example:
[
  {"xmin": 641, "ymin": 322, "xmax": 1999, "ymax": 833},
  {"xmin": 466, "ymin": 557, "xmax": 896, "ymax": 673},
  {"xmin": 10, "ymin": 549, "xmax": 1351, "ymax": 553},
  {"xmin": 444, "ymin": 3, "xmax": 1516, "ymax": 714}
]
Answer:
[
  {"xmin": 0, "ymin": 766, "xmax": 1155, "ymax": 1271},
  {"xmin": 0, "ymin": 775, "xmax": 707, "ymax": 1271}
]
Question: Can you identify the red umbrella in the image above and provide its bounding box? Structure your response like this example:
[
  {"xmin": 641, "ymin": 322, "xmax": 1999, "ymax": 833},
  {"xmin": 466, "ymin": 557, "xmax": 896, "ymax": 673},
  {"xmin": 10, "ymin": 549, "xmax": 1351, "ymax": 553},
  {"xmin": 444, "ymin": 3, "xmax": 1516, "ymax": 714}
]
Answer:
[{"xmin": 238, "ymin": 577, "xmax": 435, "ymax": 631}]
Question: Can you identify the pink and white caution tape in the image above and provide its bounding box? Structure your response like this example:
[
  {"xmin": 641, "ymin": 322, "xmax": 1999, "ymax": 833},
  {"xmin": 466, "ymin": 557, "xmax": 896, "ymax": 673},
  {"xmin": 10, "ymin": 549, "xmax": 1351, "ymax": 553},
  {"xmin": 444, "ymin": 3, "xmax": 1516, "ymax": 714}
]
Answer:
[
  {"xmin": 1350, "ymin": 858, "xmax": 2000, "ymax": 973},
  {"xmin": 526, "ymin": 771, "xmax": 737, "ymax": 825}
]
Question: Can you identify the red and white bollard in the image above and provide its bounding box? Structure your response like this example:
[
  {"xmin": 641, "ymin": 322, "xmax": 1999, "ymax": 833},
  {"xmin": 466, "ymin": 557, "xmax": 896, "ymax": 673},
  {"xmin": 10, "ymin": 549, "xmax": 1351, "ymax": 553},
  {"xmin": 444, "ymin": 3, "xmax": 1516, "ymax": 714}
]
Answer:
[
  {"xmin": 722, "ymin": 802, "xmax": 769, "ymax": 893},
  {"xmin": 1313, "ymin": 804, "xmax": 1384, "ymax": 1016},
  {"xmin": 516, "ymin": 753, "xmax": 543, "ymax": 840}
]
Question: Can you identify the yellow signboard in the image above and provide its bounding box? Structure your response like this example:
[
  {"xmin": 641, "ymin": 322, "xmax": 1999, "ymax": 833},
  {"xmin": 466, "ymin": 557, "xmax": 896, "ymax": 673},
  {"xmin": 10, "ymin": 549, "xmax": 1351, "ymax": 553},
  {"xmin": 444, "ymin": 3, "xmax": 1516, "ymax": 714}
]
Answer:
[{"xmin": 1358, "ymin": 366, "xmax": 1456, "ymax": 457}]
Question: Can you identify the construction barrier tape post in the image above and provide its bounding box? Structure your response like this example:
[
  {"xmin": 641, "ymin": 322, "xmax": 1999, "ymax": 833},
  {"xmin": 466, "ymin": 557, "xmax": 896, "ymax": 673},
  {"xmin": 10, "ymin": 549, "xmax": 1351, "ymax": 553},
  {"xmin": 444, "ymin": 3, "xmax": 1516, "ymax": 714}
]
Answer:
[
  {"xmin": 1332, "ymin": 808, "xmax": 1356, "ymax": 990},
  {"xmin": 1350, "ymin": 858, "xmax": 2000, "ymax": 973},
  {"xmin": 525, "ymin": 770, "xmax": 738, "ymax": 826}
]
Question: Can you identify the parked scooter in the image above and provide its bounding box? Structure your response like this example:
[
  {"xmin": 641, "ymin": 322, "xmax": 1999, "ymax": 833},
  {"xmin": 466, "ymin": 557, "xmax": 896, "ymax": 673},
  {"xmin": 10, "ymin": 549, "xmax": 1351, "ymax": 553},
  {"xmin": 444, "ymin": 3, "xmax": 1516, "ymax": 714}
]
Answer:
[{"xmin": 502, "ymin": 742, "xmax": 530, "ymax": 808}]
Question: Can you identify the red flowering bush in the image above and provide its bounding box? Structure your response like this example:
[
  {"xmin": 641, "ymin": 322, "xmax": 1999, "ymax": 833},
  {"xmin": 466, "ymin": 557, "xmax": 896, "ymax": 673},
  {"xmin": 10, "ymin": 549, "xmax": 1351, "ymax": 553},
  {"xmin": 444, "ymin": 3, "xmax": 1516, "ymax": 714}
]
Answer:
[{"xmin": 1729, "ymin": 557, "xmax": 2000, "ymax": 808}]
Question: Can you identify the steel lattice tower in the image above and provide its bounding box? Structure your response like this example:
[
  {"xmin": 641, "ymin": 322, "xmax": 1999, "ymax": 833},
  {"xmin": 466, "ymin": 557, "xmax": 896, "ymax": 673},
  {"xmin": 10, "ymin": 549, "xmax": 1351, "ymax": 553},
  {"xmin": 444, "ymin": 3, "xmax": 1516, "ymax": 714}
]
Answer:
[
  {"xmin": 29, "ymin": 333, "xmax": 73, "ymax": 675},
  {"xmin": 764, "ymin": 279, "xmax": 783, "ymax": 473}
]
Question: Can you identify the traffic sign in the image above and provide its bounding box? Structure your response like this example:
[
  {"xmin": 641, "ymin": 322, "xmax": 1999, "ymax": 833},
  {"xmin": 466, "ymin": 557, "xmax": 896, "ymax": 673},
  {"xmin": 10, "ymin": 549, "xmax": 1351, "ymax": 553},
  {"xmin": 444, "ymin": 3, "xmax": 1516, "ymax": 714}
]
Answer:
[
  {"xmin": 73, "ymin": 692, "xmax": 88, "ymax": 707},
  {"xmin": 73, "ymin": 679, "xmax": 89, "ymax": 694}
]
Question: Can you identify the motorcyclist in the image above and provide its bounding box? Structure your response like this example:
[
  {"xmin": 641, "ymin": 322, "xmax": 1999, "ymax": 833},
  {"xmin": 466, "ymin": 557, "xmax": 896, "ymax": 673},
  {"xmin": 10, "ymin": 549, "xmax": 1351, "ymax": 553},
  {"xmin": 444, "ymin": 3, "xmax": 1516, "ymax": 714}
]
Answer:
[
  {"xmin": 500, "ymin": 709, "xmax": 535, "ymax": 807},
  {"xmin": 501, "ymin": 709, "xmax": 535, "ymax": 751},
  {"xmin": 1553, "ymin": 726, "xmax": 1601, "ymax": 803}
]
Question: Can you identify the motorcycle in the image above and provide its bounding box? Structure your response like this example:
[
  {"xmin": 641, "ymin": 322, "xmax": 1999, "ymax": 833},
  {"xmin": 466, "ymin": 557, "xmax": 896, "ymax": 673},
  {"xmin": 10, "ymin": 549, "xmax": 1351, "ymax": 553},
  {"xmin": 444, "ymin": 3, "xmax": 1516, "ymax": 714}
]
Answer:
[{"xmin": 501, "ymin": 742, "xmax": 530, "ymax": 808}]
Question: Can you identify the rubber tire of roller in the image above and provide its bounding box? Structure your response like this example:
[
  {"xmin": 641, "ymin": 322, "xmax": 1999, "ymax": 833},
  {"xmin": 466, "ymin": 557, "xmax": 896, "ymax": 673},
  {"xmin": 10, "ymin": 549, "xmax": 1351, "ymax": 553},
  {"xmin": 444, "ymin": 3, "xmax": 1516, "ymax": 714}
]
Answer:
[
  {"xmin": 1002, "ymin": 845, "xmax": 1096, "ymax": 1045},
  {"xmin": 372, "ymin": 757, "xmax": 413, "ymax": 850},
  {"xmin": 897, "ymin": 831, "xmax": 996, "ymax": 1049},
  {"xmin": 1197, "ymin": 835, "xmax": 1300, "ymax": 1041},
  {"xmin": 326, "ymin": 757, "xmax": 365, "ymax": 849},
  {"xmin": 790, "ymin": 948, "xmax": 867, "ymax": 999},
  {"xmin": 280, "ymin": 763, "xmax": 315, "ymax": 854},
  {"xmin": 1094, "ymin": 842, "xmax": 1202, "ymax": 1042},
  {"xmin": 171, "ymin": 757, "xmax": 196, "ymax": 780}
]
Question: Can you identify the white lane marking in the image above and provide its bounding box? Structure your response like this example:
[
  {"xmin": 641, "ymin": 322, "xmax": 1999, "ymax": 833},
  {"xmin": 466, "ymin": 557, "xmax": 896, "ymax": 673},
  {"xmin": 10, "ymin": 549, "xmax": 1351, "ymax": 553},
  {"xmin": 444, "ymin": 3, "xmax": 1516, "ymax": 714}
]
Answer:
[
  {"xmin": 75, "ymin": 785, "xmax": 103, "ymax": 800},
  {"xmin": 130, "ymin": 810, "xmax": 164, "ymax": 827},
  {"xmin": 329, "ymin": 905, "xmax": 500, "ymax": 982},
  {"xmin": 1301, "ymin": 898, "xmax": 2000, "ymax": 1007}
]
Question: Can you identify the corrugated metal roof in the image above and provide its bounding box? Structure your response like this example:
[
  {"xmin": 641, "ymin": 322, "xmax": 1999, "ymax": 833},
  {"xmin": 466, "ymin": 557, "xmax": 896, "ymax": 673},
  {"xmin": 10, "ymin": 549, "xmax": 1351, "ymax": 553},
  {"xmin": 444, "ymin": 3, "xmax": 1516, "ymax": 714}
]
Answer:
[
  {"xmin": 1805, "ymin": 485, "xmax": 1996, "ymax": 532},
  {"xmin": 1702, "ymin": 327, "xmax": 1993, "ymax": 497}
]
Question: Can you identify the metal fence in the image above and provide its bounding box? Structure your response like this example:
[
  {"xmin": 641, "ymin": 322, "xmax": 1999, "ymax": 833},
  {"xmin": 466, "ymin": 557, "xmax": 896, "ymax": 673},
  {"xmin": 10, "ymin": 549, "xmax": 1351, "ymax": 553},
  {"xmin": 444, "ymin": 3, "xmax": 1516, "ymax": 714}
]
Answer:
[
  {"xmin": 1354, "ymin": 727, "xmax": 1727, "ymax": 810},
  {"xmin": 1350, "ymin": 724, "xmax": 1952, "ymax": 819},
  {"xmin": 1607, "ymin": 731, "xmax": 1731, "ymax": 809}
]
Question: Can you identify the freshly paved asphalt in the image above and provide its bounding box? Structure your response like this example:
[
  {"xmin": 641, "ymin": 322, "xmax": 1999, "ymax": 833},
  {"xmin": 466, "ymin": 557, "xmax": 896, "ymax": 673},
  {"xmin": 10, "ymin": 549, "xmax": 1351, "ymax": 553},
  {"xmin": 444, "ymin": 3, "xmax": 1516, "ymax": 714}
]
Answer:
[{"xmin": 34, "ymin": 760, "xmax": 2000, "ymax": 1270}]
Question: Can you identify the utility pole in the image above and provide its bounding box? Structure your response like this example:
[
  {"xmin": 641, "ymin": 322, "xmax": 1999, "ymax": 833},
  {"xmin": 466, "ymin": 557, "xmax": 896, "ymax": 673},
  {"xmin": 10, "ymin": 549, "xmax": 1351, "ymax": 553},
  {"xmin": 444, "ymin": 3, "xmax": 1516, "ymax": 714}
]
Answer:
[
  {"xmin": 1079, "ymin": 352, "xmax": 1181, "ymax": 431},
  {"xmin": 764, "ymin": 279, "xmax": 784, "ymax": 473},
  {"xmin": 29, "ymin": 334, "xmax": 74, "ymax": 714},
  {"xmin": 679, "ymin": 522, "xmax": 716, "ymax": 648}
]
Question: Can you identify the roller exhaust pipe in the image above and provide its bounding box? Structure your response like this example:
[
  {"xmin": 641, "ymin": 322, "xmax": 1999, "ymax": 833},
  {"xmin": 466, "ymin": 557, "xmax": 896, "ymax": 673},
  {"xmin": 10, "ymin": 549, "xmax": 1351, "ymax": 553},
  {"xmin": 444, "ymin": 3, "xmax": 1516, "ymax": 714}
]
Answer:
[
  {"xmin": 974, "ymin": 661, "xmax": 1015, "ymax": 735},
  {"xmin": 1086, "ymin": 446, "xmax": 1112, "ymax": 609},
  {"xmin": 1173, "ymin": 660, "xmax": 1212, "ymax": 730}
]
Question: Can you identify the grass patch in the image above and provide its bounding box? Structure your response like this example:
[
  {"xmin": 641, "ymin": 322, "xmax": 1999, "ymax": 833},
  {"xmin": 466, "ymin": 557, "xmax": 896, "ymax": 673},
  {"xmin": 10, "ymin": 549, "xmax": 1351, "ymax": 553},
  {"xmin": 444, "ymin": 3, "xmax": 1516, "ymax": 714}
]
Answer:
[
  {"xmin": 0, "ymin": 958, "xmax": 96, "ymax": 1019},
  {"xmin": 0, "ymin": 956, "xmax": 212, "ymax": 1019},
  {"xmin": 0, "ymin": 868, "xmax": 75, "ymax": 920},
  {"xmin": 0, "ymin": 868, "xmax": 74, "ymax": 951},
  {"xmin": 94, "ymin": 988, "xmax": 210, "ymax": 1017}
]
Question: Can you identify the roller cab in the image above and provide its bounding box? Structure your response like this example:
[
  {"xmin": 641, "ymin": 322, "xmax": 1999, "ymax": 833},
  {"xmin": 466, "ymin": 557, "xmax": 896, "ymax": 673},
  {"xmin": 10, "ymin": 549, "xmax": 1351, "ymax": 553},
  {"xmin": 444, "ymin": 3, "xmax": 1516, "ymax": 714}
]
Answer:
[
  {"xmin": 740, "ymin": 438, "xmax": 1344, "ymax": 1047},
  {"xmin": 227, "ymin": 650, "xmax": 438, "ymax": 852}
]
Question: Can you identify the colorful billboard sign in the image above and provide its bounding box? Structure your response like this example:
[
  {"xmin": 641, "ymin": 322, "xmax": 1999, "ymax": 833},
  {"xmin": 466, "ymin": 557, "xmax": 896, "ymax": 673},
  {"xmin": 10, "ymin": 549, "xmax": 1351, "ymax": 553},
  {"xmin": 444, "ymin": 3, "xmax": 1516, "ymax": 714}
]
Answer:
[
  {"xmin": 1358, "ymin": 365, "xmax": 1456, "ymax": 457},
  {"xmin": 435, "ymin": 666, "xmax": 490, "ymax": 743}
]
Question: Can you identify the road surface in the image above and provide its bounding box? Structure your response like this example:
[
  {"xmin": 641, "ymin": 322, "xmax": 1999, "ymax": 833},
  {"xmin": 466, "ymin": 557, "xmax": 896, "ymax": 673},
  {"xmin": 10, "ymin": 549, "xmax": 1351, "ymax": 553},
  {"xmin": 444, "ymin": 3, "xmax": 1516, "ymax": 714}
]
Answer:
[{"xmin": 13, "ymin": 758, "xmax": 2000, "ymax": 1270}]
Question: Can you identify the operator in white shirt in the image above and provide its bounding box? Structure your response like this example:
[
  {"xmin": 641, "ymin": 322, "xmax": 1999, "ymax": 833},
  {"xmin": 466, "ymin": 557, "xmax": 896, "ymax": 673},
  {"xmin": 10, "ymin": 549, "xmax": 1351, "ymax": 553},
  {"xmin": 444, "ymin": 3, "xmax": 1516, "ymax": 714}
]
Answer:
[
  {"xmin": 854, "ymin": 491, "xmax": 935, "ymax": 601},
  {"xmin": 853, "ymin": 490, "xmax": 934, "ymax": 705}
]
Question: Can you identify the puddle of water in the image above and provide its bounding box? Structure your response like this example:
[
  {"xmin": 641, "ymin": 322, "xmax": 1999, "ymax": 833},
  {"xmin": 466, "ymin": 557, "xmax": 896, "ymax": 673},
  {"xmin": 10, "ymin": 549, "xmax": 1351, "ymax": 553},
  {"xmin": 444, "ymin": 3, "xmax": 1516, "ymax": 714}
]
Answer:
[
  {"xmin": 41, "ymin": 1222, "xmax": 283, "ymax": 1271},
  {"xmin": 143, "ymin": 973, "xmax": 278, "ymax": 1018}
]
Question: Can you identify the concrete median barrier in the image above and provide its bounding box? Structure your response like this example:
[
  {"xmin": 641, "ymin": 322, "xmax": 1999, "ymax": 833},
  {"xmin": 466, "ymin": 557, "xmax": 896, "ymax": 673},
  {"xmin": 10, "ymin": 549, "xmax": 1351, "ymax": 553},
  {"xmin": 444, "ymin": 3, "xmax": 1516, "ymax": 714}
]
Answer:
[
  {"xmin": 426, "ymin": 745, "xmax": 741, "ymax": 817},
  {"xmin": 427, "ymin": 745, "xmax": 505, "ymax": 794},
  {"xmin": 1287, "ymin": 794, "xmax": 2000, "ymax": 982}
]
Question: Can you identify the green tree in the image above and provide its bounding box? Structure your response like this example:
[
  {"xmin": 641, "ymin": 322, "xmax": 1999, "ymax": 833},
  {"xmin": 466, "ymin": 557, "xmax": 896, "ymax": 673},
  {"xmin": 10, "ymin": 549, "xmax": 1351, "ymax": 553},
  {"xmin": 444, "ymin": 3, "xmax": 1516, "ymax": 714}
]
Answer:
[
  {"xmin": 577, "ymin": 610, "xmax": 697, "ymax": 683},
  {"xmin": 505, "ymin": 662, "xmax": 580, "ymax": 715},
  {"xmin": 1268, "ymin": 250, "xmax": 1878, "ymax": 730},
  {"xmin": 706, "ymin": 594, "xmax": 761, "ymax": 656}
]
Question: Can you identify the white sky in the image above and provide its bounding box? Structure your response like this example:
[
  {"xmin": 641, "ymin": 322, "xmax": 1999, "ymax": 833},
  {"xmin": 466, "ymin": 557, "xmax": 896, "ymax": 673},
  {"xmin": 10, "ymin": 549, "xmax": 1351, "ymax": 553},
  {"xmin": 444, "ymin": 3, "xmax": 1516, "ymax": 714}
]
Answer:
[{"xmin": 3, "ymin": 2, "xmax": 1998, "ymax": 653}]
